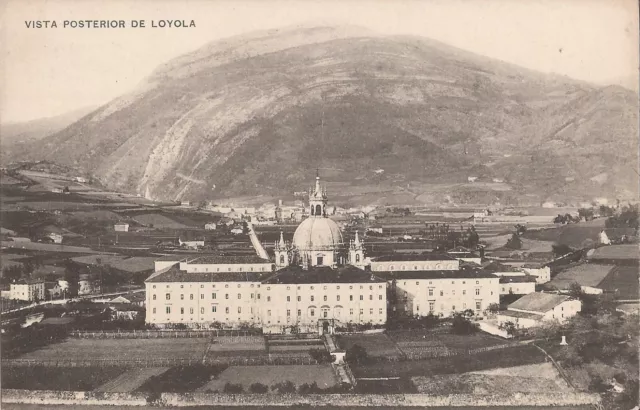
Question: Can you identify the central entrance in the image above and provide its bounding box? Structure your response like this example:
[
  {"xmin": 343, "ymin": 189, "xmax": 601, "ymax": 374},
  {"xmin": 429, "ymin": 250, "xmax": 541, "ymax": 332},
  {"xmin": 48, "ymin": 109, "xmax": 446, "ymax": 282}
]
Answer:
[{"xmin": 318, "ymin": 319, "xmax": 334, "ymax": 335}]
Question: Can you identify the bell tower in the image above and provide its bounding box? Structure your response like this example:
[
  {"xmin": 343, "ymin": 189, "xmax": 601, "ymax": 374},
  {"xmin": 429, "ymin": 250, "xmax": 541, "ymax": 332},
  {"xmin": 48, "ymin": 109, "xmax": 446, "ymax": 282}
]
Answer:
[
  {"xmin": 349, "ymin": 230, "xmax": 365, "ymax": 268},
  {"xmin": 308, "ymin": 169, "xmax": 328, "ymax": 218},
  {"xmin": 274, "ymin": 231, "xmax": 290, "ymax": 269}
]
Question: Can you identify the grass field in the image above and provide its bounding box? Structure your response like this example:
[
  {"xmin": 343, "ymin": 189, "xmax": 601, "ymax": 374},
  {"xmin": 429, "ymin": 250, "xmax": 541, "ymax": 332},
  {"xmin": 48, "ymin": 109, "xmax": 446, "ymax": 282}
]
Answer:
[
  {"xmin": 335, "ymin": 333, "xmax": 403, "ymax": 358},
  {"xmin": 196, "ymin": 365, "xmax": 338, "ymax": 392},
  {"xmin": 412, "ymin": 363, "xmax": 571, "ymax": 394},
  {"xmin": 351, "ymin": 345, "xmax": 547, "ymax": 379},
  {"xmin": 132, "ymin": 214, "xmax": 188, "ymax": 229},
  {"xmin": 17, "ymin": 338, "xmax": 210, "ymax": 362},
  {"xmin": 1, "ymin": 366, "xmax": 125, "ymax": 391},
  {"xmin": 137, "ymin": 364, "xmax": 228, "ymax": 393},
  {"xmin": 387, "ymin": 329, "xmax": 512, "ymax": 356},
  {"xmin": 93, "ymin": 367, "xmax": 170, "ymax": 392}
]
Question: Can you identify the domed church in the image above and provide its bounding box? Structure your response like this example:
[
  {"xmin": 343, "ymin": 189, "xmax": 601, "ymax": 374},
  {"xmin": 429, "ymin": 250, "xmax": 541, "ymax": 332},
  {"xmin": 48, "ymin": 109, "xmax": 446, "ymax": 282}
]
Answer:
[{"xmin": 274, "ymin": 173, "xmax": 364, "ymax": 269}]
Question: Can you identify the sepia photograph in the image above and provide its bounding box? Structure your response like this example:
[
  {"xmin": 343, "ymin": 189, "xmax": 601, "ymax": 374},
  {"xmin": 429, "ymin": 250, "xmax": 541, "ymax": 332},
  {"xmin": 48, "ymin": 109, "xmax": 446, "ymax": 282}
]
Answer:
[{"xmin": 0, "ymin": 0, "xmax": 638, "ymax": 409}]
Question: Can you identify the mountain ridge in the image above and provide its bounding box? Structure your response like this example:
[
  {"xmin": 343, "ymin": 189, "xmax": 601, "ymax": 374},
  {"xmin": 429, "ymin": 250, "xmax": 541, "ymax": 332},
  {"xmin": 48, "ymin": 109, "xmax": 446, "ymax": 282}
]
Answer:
[{"xmin": 6, "ymin": 26, "xmax": 638, "ymax": 206}]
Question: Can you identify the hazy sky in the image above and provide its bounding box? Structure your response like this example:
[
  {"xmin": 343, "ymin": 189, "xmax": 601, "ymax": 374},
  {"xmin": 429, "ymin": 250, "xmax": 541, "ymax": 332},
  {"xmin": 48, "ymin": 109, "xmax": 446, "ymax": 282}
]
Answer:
[{"xmin": 1, "ymin": 0, "xmax": 638, "ymax": 123}]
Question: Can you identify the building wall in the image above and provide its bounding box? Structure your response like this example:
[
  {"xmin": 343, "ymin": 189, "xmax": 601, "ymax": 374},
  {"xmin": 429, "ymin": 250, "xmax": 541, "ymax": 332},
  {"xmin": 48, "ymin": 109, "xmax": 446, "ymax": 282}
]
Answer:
[
  {"xmin": 146, "ymin": 281, "xmax": 260, "ymax": 327},
  {"xmin": 179, "ymin": 262, "xmax": 273, "ymax": 273},
  {"xmin": 155, "ymin": 261, "xmax": 180, "ymax": 273},
  {"xmin": 114, "ymin": 225, "xmax": 129, "ymax": 232},
  {"xmin": 495, "ymin": 313, "xmax": 540, "ymax": 329},
  {"xmin": 259, "ymin": 282, "xmax": 387, "ymax": 334},
  {"xmin": 392, "ymin": 277, "xmax": 500, "ymax": 317},
  {"xmin": 10, "ymin": 282, "xmax": 45, "ymax": 301},
  {"xmin": 522, "ymin": 267, "xmax": 551, "ymax": 284},
  {"xmin": 542, "ymin": 300, "xmax": 582, "ymax": 323},
  {"xmin": 370, "ymin": 259, "xmax": 459, "ymax": 272},
  {"xmin": 499, "ymin": 281, "xmax": 536, "ymax": 295}
]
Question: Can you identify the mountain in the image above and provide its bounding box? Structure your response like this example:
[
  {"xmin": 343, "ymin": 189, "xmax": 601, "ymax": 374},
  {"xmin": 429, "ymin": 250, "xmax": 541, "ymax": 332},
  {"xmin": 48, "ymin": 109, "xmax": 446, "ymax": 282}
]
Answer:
[
  {"xmin": 1, "ymin": 106, "xmax": 97, "ymax": 161},
  {"xmin": 13, "ymin": 26, "xmax": 638, "ymax": 206}
]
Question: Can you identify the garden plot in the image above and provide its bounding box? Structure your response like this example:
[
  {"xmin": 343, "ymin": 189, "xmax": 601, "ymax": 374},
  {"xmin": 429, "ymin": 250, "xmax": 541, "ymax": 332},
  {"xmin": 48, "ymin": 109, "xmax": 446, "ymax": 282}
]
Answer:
[
  {"xmin": 412, "ymin": 363, "xmax": 572, "ymax": 394},
  {"xmin": 1, "ymin": 366, "xmax": 125, "ymax": 391},
  {"xmin": 94, "ymin": 367, "xmax": 170, "ymax": 392},
  {"xmin": 203, "ymin": 336, "xmax": 267, "ymax": 359},
  {"xmin": 196, "ymin": 365, "xmax": 338, "ymax": 392},
  {"xmin": 388, "ymin": 329, "xmax": 511, "ymax": 356},
  {"xmin": 16, "ymin": 338, "xmax": 210, "ymax": 362},
  {"xmin": 335, "ymin": 333, "xmax": 403, "ymax": 358}
]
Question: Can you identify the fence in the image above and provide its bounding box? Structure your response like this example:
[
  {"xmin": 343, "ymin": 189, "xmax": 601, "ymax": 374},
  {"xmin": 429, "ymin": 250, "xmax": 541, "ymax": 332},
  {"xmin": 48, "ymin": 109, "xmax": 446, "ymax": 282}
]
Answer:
[
  {"xmin": 380, "ymin": 343, "xmax": 516, "ymax": 361},
  {"xmin": 68, "ymin": 329, "xmax": 260, "ymax": 339},
  {"xmin": 531, "ymin": 343, "xmax": 576, "ymax": 390},
  {"xmin": 3, "ymin": 355, "xmax": 320, "ymax": 368}
]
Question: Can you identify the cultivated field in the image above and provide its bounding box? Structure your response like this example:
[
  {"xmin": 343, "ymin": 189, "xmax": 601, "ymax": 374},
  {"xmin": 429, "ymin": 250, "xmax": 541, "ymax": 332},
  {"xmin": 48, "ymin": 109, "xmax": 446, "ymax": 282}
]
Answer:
[
  {"xmin": 132, "ymin": 214, "xmax": 188, "ymax": 229},
  {"xmin": 16, "ymin": 338, "xmax": 210, "ymax": 362},
  {"xmin": 93, "ymin": 367, "xmax": 170, "ymax": 393},
  {"xmin": 203, "ymin": 336, "xmax": 267, "ymax": 359},
  {"xmin": 335, "ymin": 333, "xmax": 404, "ymax": 358},
  {"xmin": 412, "ymin": 363, "xmax": 571, "ymax": 394},
  {"xmin": 351, "ymin": 345, "xmax": 547, "ymax": 379},
  {"xmin": 196, "ymin": 365, "xmax": 338, "ymax": 392},
  {"xmin": 1, "ymin": 366, "xmax": 125, "ymax": 391},
  {"xmin": 387, "ymin": 329, "xmax": 512, "ymax": 356}
]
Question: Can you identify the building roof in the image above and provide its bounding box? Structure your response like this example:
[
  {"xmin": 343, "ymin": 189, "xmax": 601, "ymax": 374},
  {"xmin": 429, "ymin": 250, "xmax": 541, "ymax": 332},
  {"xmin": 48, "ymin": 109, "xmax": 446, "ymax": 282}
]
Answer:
[
  {"xmin": 145, "ymin": 265, "xmax": 264, "ymax": 283},
  {"xmin": 499, "ymin": 275, "xmax": 538, "ymax": 284},
  {"xmin": 481, "ymin": 260, "xmax": 521, "ymax": 273},
  {"xmin": 548, "ymin": 263, "xmax": 616, "ymax": 290},
  {"xmin": 587, "ymin": 245, "xmax": 639, "ymax": 261},
  {"xmin": 12, "ymin": 278, "xmax": 44, "ymax": 285},
  {"xmin": 373, "ymin": 253, "xmax": 455, "ymax": 262},
  {"xmin": 262, "ymin": 265, "xmax": 386, "ymax": 285},
  {"xmin": 186, "ymin": 255, "xmax": 270, "ymax": 265},
  {"xmin": 508, "ymin": 293, "xmax": 572, "ymax": 313},
  {"xmin": 292, "ymin": 217, "xmax": 344, "ymax": 251},
  {"xmin": 376, "ymin": 268, "xmax": 498, "ymax": 281},
  {"xmin": 497, "ymin": 310, "xmax": 544, "ymax": 321}
]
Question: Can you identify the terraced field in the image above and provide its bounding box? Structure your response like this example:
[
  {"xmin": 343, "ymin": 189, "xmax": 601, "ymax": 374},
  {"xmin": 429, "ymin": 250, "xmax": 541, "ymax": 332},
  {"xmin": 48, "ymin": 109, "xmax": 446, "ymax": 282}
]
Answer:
[{"xmin": 93, "ymin": 367, "xmax": 170, "ymax": 392}]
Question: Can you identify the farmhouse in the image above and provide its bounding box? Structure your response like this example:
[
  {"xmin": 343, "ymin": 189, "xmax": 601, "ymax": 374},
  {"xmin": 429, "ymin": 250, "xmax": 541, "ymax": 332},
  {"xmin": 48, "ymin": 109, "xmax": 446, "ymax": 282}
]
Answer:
[
  {"xmin": 547, "ymin": 263, "xmax": 616, "ymax": 295},
  {"xmin": 499, "ymin": 275, "xmax": 537, "ymax": 295},
  {"xmin": 496, "ymin": 293, "xmax": 581, "ymax": 329},
  {"xmin": 586, "ymin": 244, "xmax": 639, "ymax": 265},
  {"xmin": 114, "ymin": 222, "xmax": 129, "ymax": 232},
  {"xmin": 10, "ymin": 278, "xmax": 45, "ymax": 301}
]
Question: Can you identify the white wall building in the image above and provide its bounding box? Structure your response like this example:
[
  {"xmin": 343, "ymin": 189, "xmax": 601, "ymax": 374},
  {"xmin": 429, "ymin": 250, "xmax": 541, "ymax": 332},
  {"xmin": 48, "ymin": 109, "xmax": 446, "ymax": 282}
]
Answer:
[
  {"xmin": 496, "ymin": 293, "xmax": 581, "ymax": 329},
  {"xmin": 10, "ymin": 279, "xmax": 45, "ymax": 301},
  {"xmin": 370, "ymin": 254, "xmax": 459, "ymax": 272},
  {"xmin": 114, "ymin": 223, "xmax": 129, "ymax": 232}
]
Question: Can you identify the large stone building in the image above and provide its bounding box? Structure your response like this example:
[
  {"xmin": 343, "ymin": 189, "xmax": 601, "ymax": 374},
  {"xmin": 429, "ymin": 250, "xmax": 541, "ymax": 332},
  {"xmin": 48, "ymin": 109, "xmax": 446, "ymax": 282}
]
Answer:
[{"xmin": 145, "ymin": 173, "xmax": 502, "ymax": 332}]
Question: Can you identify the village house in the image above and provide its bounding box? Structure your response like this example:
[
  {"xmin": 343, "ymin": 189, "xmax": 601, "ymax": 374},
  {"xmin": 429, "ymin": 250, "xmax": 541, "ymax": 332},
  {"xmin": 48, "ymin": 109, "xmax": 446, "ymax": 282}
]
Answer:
[
  {"xmin": 204, "ymin": 222, "xmax": 217, "ymax": 230},
  {"xmin": 496, "ymin": 293, "xmax": 581, "ymax": 329},
  {"xmin": 114, "ymin": 222, "xmax": 130, "ymax": 232},
  {"xmin": 10, "ymin": 279, "xmax": 45, "ymax": 302},
  {"xmin": 499, "ymin": 275, "xmax": 537, "ymax": 295},
  {"xmin": 547, "ymin": 263, "xmax": 617, "ymax": 295}
]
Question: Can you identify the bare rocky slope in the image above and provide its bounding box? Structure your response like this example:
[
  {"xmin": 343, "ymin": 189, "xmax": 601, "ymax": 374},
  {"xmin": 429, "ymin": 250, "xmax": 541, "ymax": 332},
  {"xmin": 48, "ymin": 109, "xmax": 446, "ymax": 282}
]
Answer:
[{"xmin": 13, "ymin": 26, "xmax": 638, "ymax": 205}]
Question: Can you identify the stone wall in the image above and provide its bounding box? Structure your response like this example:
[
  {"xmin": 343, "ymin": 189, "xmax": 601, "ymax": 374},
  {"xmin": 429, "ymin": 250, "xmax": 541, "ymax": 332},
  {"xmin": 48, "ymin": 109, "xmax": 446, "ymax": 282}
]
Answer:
[{"xmin": 2, "ymin": 389, "xmax": 601, "ymax": 407}]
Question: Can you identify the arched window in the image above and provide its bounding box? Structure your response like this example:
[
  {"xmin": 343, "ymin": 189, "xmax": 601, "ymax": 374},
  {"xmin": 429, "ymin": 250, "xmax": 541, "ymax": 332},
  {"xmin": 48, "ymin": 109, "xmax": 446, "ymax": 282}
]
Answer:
[
  {"xmin": 355, "ymin": 254, "xmax": 360, "ymax": 263},
  {"xmin": 310, "ymin": 206, "xmax": 314, "ymax": 216},
  {"xmin": 279, "ymin": 254, "xmax": 285, "ymax": 264},
  {"xmin": 315, "ymin": 204, "xmax": 322, "ymax": 216}
]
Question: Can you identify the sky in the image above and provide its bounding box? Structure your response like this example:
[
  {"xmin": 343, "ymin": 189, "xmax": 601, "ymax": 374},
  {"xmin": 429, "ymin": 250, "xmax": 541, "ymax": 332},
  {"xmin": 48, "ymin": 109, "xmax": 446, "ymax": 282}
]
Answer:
[{"xmin": 1, "ymin": 0, "xmax": 638, "ymax": 123}]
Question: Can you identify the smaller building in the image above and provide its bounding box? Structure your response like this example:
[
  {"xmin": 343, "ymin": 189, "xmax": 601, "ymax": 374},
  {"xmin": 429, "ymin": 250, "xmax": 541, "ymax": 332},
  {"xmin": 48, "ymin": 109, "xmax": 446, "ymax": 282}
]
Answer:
[
  {"xmin": 10, "ymin": 279, "xmax": 45, "ymax": 302},
  {"xmin": 370, "ymin": 253, "xmax": 459, "ymax": 272},
  {"xmin": 499, "ymin": 275, "xmax": 537, "ymax": 295},
  {"xmin": 114, "ymin": 223, "xmax": 130, "ymax": 232},
  {"xmin": 587, "ymin": 244, "xmax": 639, "ymax": 265},
  {"xmin": 496, "ymin": 293, "xmax": 581, "ymax": 329},
  {"xmin": 521, "ymin": 264, "xmax": 551, "ymax": 284},
  {"xmin": 48, "ymin": 232, "xmax": 63, "ymax": 244},
  {"xmin": 204, "ymin": 223, "xmax": 217, "ymax": 230},
  {"xmin": 547, "ymin": 263, "xmax": 616, "ymax": 295}
]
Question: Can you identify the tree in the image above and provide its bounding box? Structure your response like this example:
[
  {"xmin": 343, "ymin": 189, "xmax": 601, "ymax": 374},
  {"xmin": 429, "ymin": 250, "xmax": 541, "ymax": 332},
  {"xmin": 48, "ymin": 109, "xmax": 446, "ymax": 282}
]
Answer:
[
  {"xmin": 505, "ymin": 234, "xmax": 522, "ymax": 250},
  {"xmin": 223, "ymin": 382, "xmax": 243, "ymax": 393},
  {"xmin": 451, "ymin": 311, "xmax": 479, "ymax": 335},
  {"xmin": 487, "ymin": 303, "xmax": 501, "ymax": 314},
  {"xmin": 298, "ymin": 382, "xmax": 320, "ymax": 394},
  {"xmin": 345, "ymin": 344, "xmax": 368, "ymax": 365},
  {"xmin": 249, "ymin": 383, "xmax": 268, "ymax": 393},
  {"xmin": 499, "ymin": 321, "xmax": 518, "ymax": 337},
  {"xmin": 578, "ymin": 208, "xmax": 594, "ymax": 221},
  {"xmin": 551, "ymin": 243, "xmax": 573, "ymax": 258},
  {"xmin": 271, "ymin": 381, "xmax": 296, "ymax": 394},
  {"xmin": 309, "ymin": 348, "xmax": 333, "ymax": 363}
]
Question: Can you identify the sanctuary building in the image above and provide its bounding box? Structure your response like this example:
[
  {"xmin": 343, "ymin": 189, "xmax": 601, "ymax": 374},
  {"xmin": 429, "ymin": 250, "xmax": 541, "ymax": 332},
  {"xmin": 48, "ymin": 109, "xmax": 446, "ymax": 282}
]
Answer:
[{"xmin": 145, "ymin": 173, "xmax": 501, "ymax": 333}]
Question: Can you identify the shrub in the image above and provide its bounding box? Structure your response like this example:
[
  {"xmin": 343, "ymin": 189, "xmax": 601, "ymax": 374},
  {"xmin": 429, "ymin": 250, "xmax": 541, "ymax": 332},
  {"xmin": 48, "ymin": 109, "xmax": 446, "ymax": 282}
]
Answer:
[
  {"xmin": 223, "ymin": 382, "xmax": 243, "ymax": 393},
  {"xmin": 249, "ymin": 383, "xmax": 268, "ymax": 393},
  {"xmin": 271, "ymin": 380, "xmax": 296, "ymax": 394},
  {"xmin": 298, "ymin": 382, "xmax": 320, "ymax": 394},
  {"xmin": 345, "ymin": 344, "xmax": 368, "ymax": 364},
  {"xmin": 308, "ymin": 348, "xmax": 333, "ymax": 363},
  {"xmin": 451, "ymin": 312, "xmax": 479, "ymax": 335}
]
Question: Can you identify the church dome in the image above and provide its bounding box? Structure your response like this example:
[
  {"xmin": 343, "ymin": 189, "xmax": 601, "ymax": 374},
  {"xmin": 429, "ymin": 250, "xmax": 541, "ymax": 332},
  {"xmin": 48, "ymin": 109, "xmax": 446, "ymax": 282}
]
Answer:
[{"xmin": 292, "ymin": 217, "xmax": 344, "ymax": 251}]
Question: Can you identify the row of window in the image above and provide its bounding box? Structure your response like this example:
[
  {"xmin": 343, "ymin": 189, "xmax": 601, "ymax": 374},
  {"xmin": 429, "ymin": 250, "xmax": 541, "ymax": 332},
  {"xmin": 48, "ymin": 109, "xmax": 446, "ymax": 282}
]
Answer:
[
  {"xmin": 152, "ymin": 284, "xmax": 385, "ymax": 291},
  {"xmin": 152, "ymin": 306, "xmax": 387, "ymax": 317},
  {"xmin": 424, "ymin": 301, "xmax": 482, "ymax": 312},
  {"xmin": 374, "ymin": 263, "xmax": 457, "ymax": 271},
  {"xmin": 188, "ymin": 266, "xmax": 268, "ymax": 272},
  {"xmin": 153, "ymin": 293, "xmax": 386, "ymax": 302},
  {"xmin": 426, "ymin": 288, "xmax": 482, "ymax": 297}
]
